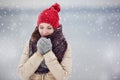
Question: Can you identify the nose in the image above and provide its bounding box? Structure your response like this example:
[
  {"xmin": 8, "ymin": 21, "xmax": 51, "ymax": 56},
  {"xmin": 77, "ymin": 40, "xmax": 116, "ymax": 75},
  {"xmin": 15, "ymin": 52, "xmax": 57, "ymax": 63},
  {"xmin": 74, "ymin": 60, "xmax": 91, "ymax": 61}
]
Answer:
[{"xmin": 42, "ymin": 29, "xmax": 48, "ymax": 36}]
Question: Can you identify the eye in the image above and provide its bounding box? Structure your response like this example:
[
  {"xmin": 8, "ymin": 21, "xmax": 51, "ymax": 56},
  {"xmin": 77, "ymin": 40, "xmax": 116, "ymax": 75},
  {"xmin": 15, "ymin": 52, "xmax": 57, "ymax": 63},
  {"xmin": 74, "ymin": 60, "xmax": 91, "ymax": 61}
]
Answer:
[
  {"xmin": 48, "ymin": 27, "xmax": 52, "ymax": 29},
  {"xmin": 47, "ymin": 26, "xmax": 52, "ymax": 30},
  {"xmin": 39, "ymin": 26, "xmax": 44, "ymax": 29}
]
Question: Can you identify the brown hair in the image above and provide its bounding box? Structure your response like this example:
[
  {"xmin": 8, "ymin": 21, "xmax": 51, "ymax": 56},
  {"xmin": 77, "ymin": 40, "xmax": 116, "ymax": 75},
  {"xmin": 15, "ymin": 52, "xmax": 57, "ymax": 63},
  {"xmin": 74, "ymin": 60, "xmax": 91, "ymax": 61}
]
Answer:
[{"xmin": 30, "ymin": 26, "xmax": 41, "ymax": 42}]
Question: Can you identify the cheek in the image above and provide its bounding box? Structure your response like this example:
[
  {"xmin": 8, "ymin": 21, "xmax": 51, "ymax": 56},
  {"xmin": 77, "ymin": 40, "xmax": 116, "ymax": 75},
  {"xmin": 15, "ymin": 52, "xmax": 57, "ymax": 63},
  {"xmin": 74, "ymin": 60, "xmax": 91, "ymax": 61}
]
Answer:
[
  {"xmin": 49, "ymin": 30, "xmax": 54, "ymax": 34},
  {"xmin": 38, "ymin": 29, "xmax": 42, "ymax": 34}
]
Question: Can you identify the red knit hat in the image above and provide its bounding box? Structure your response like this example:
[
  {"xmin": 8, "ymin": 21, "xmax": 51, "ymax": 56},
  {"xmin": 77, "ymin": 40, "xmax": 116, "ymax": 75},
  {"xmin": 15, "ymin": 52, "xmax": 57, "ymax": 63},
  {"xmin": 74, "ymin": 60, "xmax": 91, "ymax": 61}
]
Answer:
[{"xmin": 37, "ymin": 3, "xmax": 60, "ymax": 29}]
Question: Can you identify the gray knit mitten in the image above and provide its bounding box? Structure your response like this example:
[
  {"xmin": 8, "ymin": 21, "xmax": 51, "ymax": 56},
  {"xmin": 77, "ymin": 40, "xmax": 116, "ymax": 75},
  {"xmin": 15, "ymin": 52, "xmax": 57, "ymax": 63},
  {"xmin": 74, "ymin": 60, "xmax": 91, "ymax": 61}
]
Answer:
[{"xmin": 37, "ymin": 37, "xmax": 52, "ymax": 55}]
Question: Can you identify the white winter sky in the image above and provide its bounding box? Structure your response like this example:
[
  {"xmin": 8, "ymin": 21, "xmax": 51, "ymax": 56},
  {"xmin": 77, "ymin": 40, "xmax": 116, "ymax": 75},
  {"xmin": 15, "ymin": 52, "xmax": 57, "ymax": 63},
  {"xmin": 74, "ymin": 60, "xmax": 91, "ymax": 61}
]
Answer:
[{"xmin": 0, "ymin": 0, "xmax": 120, "ymax": 9}]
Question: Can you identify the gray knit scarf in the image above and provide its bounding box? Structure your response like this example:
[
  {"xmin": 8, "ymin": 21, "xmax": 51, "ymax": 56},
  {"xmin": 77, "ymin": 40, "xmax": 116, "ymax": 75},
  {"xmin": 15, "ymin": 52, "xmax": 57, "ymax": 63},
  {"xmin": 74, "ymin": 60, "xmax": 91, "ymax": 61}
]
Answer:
[{"xmin": 29, "ymin": 25, "xmax": 68, "ymax": 74}]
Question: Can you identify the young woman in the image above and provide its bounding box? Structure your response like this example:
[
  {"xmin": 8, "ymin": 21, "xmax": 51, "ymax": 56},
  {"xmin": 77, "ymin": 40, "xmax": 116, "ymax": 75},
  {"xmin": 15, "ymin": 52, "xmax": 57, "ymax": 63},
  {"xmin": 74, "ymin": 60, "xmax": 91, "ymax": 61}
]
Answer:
[{"xmin": 17, "ymin": 3, "xmax": 72, "ymax": 80}]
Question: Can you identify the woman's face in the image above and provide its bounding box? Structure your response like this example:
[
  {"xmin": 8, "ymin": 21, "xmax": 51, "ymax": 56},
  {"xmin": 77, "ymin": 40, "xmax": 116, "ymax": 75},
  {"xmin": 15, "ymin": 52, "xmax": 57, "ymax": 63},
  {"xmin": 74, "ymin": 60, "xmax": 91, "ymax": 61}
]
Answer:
[{"xmin": 38, "ymin": 23, "xmax": 54, "ymax": 37}]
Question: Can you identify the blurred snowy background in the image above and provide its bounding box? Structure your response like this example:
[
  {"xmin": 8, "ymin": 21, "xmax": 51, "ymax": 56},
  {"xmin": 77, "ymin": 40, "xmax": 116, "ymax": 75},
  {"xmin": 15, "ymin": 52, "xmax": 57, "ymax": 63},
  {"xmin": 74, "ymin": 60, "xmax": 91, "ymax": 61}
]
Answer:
[{"xmin": 0, "ymin": 0, "xmax": 120, "ymax": 80}]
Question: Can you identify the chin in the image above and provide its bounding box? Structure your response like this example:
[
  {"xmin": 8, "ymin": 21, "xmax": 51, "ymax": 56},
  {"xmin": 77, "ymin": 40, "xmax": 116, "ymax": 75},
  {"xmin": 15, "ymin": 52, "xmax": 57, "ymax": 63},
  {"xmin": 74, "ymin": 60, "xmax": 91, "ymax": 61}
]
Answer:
[
  {"xmin": 42, "ymin": 35, "xmax": 51, "ymax": 38},
  {"xmin": 41, "ymin": 35, "xmax": 48, "ymax": 37}
]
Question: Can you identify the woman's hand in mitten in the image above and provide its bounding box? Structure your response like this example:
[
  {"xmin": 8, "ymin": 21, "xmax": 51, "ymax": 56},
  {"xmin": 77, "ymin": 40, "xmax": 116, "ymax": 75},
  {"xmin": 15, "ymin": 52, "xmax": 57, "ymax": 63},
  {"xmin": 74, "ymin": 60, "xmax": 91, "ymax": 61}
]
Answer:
[{"xmin": 37, "ymin": 37, "xmax": 52, "ymax": 55}]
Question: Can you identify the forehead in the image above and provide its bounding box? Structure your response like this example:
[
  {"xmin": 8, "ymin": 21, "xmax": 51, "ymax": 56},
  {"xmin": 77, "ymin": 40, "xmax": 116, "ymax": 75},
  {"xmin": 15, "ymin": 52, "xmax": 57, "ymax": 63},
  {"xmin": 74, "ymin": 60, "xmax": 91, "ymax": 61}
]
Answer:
[{"xmin": 39, "ymin": 23, "xmax": 52, "ymax": 27}]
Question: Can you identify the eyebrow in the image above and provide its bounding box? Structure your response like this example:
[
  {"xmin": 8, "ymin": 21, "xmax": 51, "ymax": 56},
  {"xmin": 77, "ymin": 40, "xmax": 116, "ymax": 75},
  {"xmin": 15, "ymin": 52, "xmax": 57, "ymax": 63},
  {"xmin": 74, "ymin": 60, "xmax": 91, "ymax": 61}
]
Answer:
[
  {"xmin": 39, "ymin": 25, "xmax": 44, "ymax": 27},
  {"xmin": 47, "ymin": 25, "xmax": 51, "ymax": 28}
]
